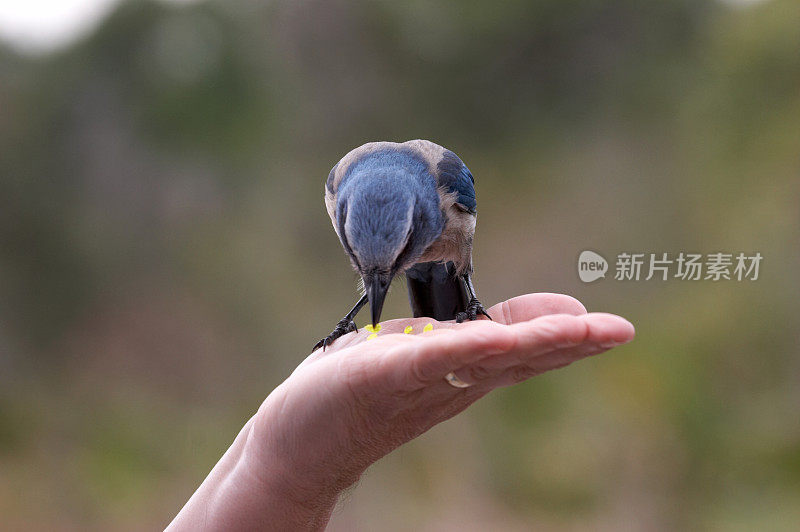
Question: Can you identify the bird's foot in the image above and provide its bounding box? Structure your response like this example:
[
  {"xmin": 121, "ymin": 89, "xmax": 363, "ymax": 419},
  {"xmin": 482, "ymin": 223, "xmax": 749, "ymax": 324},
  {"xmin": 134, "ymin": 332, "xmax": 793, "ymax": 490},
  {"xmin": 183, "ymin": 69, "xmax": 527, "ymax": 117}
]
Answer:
[
  {"xmin": 455, "ymin": 298, "xmax": 492, "ymax": 323},
  {"xmin": 312, "ymin": 317, "xmax": 358, "ymax": 352}
]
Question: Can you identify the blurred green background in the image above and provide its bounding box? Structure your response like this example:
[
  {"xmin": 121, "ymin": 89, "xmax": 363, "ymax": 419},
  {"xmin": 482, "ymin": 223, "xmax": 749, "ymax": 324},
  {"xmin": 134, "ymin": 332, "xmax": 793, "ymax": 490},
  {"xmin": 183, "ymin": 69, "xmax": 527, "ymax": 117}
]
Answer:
[{"xmin": 1, "ymin": 0, "xmax": 798, "ymax": 529}]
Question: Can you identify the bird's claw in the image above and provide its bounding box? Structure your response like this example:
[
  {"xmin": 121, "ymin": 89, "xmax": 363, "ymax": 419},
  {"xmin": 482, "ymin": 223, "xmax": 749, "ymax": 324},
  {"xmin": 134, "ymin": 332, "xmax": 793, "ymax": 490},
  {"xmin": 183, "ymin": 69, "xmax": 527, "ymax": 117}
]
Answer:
[
  {"xmin": 312, "ymin": 317, "xmax": 358, "ymax": 352},
  {"xmin": 455, "ymin": 298, "xmax": 492, "ymax": 323}
]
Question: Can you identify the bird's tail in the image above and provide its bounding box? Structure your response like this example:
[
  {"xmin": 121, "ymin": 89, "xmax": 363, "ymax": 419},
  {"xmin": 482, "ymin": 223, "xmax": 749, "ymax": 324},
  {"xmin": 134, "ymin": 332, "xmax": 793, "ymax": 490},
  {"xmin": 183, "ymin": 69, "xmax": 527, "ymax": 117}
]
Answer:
[{"xmin": 406, "ymin": 262, "xmax": 469, "ymax": 320}]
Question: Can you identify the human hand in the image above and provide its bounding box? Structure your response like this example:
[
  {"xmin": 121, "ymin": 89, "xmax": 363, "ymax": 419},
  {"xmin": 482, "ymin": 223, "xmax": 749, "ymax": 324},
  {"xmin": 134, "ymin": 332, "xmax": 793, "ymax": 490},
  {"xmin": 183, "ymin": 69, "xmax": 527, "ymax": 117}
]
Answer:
[
  {"xmin": 252, "ymin": 294, "xmax": 633, "ymax": 524},
  {"xmin": 168, "ymin": 293, "xmax": 634, "ymax": 531}
]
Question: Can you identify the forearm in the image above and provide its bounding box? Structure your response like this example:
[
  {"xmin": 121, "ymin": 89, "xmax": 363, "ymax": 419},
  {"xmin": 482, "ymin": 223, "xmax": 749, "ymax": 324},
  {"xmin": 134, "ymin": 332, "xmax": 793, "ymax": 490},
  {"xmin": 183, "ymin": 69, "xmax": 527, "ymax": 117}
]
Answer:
[{"xmin": 166, "ymin": 416, "xmax": 339, "ymax": 531}]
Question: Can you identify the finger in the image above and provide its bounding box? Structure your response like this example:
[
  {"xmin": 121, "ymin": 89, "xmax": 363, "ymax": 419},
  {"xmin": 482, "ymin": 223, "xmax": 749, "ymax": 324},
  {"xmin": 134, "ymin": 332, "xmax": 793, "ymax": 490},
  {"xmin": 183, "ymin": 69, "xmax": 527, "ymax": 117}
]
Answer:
[
  {"xmin": 311, "ymin": 293, "xmax": 587, "ymax": 362},
  {"xmin": 486, "ymin": 293, "xmax": 587, "ymax": 325},
  {"xmin": 479, "ymin": 342, "xmax": 610, "ymax": 388},
  {"xmin": 576, "ymin": 312, "xmax": 636, "ymax": 347},
  {"xmin": 409, "ymin": 312, "xmax": 633, "ymax": 388},
  {"xmin": 502, "ymin": 312, "xmax": 633, "ymax": 363},
  {"xmin": 385, "ymin": 312, "xmax": 596, "ymax": 388},
  {"xmin": 446, "ymin": 313, "xmax": 634, "ymax": 386},
  {"xmin": 446, "ymin": 342, "xmax": 606, "ymax": 388},
  {"xmin": 382, "ymin": 320, "xmax": 517, "ymax": 389}
]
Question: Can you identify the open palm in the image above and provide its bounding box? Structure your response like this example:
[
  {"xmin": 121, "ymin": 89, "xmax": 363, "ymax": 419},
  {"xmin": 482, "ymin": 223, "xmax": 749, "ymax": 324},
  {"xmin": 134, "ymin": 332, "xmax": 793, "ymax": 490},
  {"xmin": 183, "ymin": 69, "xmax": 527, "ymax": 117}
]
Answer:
[
  {"xmin": 169, "ymin": 292, "xmax": 634, "ymax": 530},
  {"xmin": 245, "ymin": 293, "xmax": 635, "ymax": 505}
]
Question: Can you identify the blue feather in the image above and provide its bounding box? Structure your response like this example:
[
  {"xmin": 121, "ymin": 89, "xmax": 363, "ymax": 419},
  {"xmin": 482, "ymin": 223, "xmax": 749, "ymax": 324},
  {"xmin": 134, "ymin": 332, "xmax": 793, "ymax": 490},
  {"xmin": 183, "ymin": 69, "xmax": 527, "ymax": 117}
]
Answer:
[{"xmin": 436, "ymin": 150, "xmax": 477, "ymax": 214}]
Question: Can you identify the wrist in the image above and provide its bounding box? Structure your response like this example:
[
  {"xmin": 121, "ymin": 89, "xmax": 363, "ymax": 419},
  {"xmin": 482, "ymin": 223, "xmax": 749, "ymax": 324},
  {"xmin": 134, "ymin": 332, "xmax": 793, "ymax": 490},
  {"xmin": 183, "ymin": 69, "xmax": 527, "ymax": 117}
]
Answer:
[
  {"xmin": 246, "ymin": 382, "xmax": 372, "ymax": 501},
  {"xmin": 168, "ymin": 419, "xmax": 342, "ymax": 531},
  {"xmin": 239, "ymin": 446, "xmax": 339, "ymax": 530},
  {"xmin": 237, "ymin": 423, "xmax": 343, "ymax": 530}
]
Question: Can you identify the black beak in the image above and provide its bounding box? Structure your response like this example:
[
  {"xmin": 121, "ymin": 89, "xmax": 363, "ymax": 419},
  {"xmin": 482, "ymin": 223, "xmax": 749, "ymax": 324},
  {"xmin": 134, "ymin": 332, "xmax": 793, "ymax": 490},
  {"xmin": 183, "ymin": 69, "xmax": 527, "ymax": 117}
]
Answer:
[{"xmin": 365, "ymin": 274, "xmax": 389, "ymax": 328}]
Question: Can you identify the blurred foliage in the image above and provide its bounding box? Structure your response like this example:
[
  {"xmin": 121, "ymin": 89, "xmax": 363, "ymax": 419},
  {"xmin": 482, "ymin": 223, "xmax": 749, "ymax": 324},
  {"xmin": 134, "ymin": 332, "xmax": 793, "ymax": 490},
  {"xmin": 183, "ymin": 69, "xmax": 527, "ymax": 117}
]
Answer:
[{"xmin": 0, "ymin": 0, "xmax": 798, "ymax": 529}]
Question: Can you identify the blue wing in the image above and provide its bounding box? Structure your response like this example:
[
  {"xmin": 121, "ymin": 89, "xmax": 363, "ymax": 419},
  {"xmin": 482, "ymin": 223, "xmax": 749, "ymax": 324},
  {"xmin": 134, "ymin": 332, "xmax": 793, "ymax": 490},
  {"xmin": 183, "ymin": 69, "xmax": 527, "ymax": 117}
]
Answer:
[{"xmin": 436, "ymin": 150, "xmax": 476, "ymax": 214}]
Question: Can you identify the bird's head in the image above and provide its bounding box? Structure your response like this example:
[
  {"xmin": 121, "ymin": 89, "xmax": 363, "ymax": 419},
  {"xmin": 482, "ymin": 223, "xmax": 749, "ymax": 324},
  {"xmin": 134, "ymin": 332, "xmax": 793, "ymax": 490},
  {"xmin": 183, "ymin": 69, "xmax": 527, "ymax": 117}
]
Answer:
[{"xmin": 337, "ymin": 177, "xmax": 442, "ymax": 327}]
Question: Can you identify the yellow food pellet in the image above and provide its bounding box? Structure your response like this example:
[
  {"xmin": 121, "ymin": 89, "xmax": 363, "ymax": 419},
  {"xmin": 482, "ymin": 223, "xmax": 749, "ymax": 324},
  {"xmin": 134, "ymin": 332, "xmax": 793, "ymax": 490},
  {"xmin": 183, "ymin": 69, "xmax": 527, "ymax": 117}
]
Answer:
[
  {"xmin": 423, "ymin": 323, "xmax": 433, "ymax": 332},
  {"xmin": 367, "ymin": 333, "xmax": 378, "ymax": 340},
  {"xmin": 403, "ymin": 325, "xmax": 413, "ymax": 334},
  {"xmin": 365, "ymin": 323, "xmax": 382, "ymax": 333}
]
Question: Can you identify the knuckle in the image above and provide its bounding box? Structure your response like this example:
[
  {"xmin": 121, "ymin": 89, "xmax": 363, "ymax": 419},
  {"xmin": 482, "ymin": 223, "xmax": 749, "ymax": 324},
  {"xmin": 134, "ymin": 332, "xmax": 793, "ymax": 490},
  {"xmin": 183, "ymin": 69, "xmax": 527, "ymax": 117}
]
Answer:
[
  {"xmin": 406, "ymin": 356, "xmax": 424, "ymax": 383},
  {"xmin": 466, "ymin": 365, "xmax": 494, "ymax": 382},
  {"xmin": 407, "ymin": 355, "xmax": 434, "ymax": 385}
]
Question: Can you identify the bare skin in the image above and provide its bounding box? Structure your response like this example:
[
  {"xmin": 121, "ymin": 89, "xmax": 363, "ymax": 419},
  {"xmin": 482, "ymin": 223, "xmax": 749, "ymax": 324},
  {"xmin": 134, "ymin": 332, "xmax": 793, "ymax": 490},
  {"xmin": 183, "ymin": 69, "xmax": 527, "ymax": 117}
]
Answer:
[{"xmin": 167, "ymin": 293, "xmax": 635, "ymax": 531}]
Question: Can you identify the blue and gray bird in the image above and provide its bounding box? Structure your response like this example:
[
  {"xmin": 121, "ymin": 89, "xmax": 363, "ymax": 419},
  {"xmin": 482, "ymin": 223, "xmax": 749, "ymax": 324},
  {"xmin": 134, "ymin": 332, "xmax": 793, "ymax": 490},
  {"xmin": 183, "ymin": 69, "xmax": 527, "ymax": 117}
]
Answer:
[{"xmin": 313, "ymin": 139, "xmax": 491, "ymax": 351}]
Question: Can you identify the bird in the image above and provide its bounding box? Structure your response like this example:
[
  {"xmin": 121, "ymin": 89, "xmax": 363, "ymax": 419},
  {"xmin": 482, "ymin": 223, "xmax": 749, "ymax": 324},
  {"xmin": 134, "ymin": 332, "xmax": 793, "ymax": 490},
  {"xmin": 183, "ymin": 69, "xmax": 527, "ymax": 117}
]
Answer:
[{"xmin": 313, "ymin": 139, "xmax": 491, "ymax": 352}]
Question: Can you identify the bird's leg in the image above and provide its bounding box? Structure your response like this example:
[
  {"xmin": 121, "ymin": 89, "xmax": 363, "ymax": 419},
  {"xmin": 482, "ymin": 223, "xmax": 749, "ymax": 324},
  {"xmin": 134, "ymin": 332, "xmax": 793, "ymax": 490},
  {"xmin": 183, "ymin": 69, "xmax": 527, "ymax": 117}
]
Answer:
[
  {"xmin": 312, "ymin": 295, "xmax": 368, "ymax": 352},
  {"xmin": 455, "ymin": 273, "xmax": 492, "ymax": 323}
]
